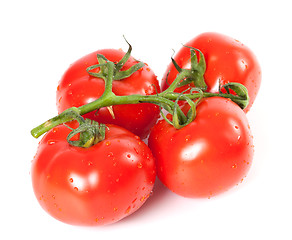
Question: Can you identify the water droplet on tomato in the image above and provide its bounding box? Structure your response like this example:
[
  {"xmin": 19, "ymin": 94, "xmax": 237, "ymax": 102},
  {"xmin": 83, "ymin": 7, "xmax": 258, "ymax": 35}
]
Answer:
[
  {"xmin": 127, "ymin": 154, "xmax": 131, "ymax": 158},
  {"xmin": 134, "ymin": 148, "xmax": 139, "ymax": 154},
  {"xmin": 232, "ymin": 164, "xmax": 237, "ymax": 169},
  {"xmin": 107, "ymin": 152, "xmax": 114, "ymax": 158},
  {"xmin": 125, "ymin": 206, "xmax": 131, "ymax": 214},
  {"xmin": 74, "ymin": 187, "xmax": 78, "ymax": 191},
  {"xmin": 185, "ymin": 135, "xmax": 191, "ymax": 142},
  {"xmin": 137, "ymin": 162, "xmax": 143, "ymax": 169},
  {"xmin": 47, "ymin": 140, "xmax": 56, "ymax": 145},
  {"xmin": 69, "ymin": 178, "xmax": 73, "ymax": 183},
  {"xmin": 140, "ymin": 195, "xmax": 146, "ymax": 202}
]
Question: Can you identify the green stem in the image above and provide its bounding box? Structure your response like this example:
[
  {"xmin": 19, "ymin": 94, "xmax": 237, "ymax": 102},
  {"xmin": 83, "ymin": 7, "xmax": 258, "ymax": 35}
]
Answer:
[
  {"xmin": 163, "ymin": 70, "xmax": 189, "ymax": 93},
  {"xmin": 31, "ymin": 89, "xmax": 247, "ymax": 139},
  {"xmin": 31, "ymin": 46, "xmax": 249, "ymax": 139}
]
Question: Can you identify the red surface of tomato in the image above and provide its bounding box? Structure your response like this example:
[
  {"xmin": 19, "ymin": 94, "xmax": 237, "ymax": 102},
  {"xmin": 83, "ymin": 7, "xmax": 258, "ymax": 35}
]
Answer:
[
  {"xmin": 31, "ymin": 124, "xmax": 156, "ymax": 226},
  {"xmin": 56, "ymin": 49, "xmax": 161, "ymax": 139},
  {"xmin": 161, "ymin": 32, "xmax": 261, "ymax": 112},
  {"xmin": 148, "ymin": 97, "xmax": 254, "ymax": 198}
]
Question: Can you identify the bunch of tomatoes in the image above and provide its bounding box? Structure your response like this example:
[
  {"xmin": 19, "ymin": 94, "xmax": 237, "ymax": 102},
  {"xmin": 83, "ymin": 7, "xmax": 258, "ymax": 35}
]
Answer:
[{"xmin": 31, "ymin": 32, "xmax": 261, "ymax": 226}]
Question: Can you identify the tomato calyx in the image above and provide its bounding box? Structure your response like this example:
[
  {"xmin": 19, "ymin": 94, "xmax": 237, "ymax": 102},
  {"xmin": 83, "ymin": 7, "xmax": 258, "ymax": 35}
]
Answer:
[
  {"xmin": 66, "ymin": 119, "xmax": 106, "ymax": 148},
  {"xmin": 219, "ymin": 82, "xmax": 249, "ymax": 109},
  {"xmin": 166, "ymin": 46, "xmax": 207, "ymax": 91},
  {"xmin": 161, "ymin": 88, "xmax": 204, "ymax": 129},
  {"xmin": 60, "ymin": 108, "xmax": 107, "ymax": 148},
  {"xmin": 86, "ymin": 37, "xmax": 145, "ymax": 82}
]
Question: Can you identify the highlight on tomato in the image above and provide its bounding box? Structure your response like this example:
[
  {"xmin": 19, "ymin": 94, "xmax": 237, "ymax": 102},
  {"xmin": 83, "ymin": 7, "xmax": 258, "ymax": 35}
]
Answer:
[
  {"xmin": 148, "ymin": 97, "xmax": 254, "ymax": 198},
  {"xmin": 56, "ymin": 48, "xmax": 161, "ymax": 139},
  {"xmin": 161, "ymin": 32, "xmax": 261, "ymax": 112},
  {"xmin": 31, "ymin": 122, "xmax": 156, "ymax": 226}
]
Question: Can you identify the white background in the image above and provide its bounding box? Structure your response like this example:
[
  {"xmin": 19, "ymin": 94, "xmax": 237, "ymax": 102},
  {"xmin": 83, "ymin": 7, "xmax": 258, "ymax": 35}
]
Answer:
[{"xmin": 1, "ymin": 0, "xmax": 291, "ymax": 239}]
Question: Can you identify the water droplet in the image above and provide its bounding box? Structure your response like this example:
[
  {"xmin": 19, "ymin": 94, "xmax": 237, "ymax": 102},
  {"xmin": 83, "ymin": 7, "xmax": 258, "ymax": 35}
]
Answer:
[
  {"xmin": 125, "ymin": 206, "xmax": 131, "ymax": 214},
  {"xmin": 140, "ymin": 196, "xmax": 146, "ymax": 202},
  {"xmin": 69, "ymin": 178, "xmax": 73, "ymax": 183},
  {"xmin": 47, "ymin": 140, "xmax": 56, "ymax": 145},
  {"xmin": 105, "ymin": 141, "xmax": 111, "ymax": 146},
  {"xmin": 137, "ymin": 162, "xmax": 143, "ymax": 169},
  {"xmin": 232, "ymin": 164, "xmax": 237, "ymax": 169},
  {"xmin": 234, "ymin": 125, "xmax": 239, "ymax": 129},
  {"xmin": 185, "ymin": 135, "xmax": 191, "ymax": 142},
  {"xmin": 127, "ymin": 154, "xmax": 131, "ymax": 158},
  {"xmin": 74, "ymin": 187, "xmax": 78, "ymax": 191},
  {"xmin": 107, "ymin": 152, "xmax": 114, "ymax": 158},
  {"xmin": 134, "ymin": 135, "xmax": 140, "ymax": 140}
]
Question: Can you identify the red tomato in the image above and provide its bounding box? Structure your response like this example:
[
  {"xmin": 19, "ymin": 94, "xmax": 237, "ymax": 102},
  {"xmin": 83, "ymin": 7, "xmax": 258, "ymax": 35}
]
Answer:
[
  {"xmin": 148, "ymin": 97, "xmax": 254, "ymax": 198},
  {"xmin": 56, "ymin": 49, "xmax": 161, "ymax": 139},
  {"xmin": 31, "ymin": 124, "xmax": 156, "ymax": 226},
  {"xmin": 161, "ymin": 32, "xmax": 261, "ymax": 112}
]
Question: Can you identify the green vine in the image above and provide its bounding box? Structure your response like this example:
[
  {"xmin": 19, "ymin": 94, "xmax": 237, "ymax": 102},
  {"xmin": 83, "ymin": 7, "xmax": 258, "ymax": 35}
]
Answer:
[{"xmin": 31, "ymin": 43, "xmax": 249, "ymax": 147}]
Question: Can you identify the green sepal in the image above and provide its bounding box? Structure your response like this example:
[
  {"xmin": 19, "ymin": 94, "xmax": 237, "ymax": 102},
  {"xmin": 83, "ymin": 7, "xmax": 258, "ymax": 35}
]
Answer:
[
  {"xmin": 176, "ymin": 47, "xmax": 207, "ymax": 90},
  {"xmin": 86, "ymin": 37, "xmax": 145, "ymax": 81},
  {"xmin": 66, "ymin": 119, "xmax": 107, "ymax": 148},
  {"xmin": 220, "ymin": 82, "xmax": 250, "ymax": 109}
]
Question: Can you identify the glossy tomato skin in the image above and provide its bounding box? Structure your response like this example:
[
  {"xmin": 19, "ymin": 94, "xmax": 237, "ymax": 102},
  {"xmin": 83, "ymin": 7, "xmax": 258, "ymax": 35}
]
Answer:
[
  {"xmin": 148, "ymin": 97, "xmax": 254, "ymax": 198},
  {"xmin": 161, "ymin": 32, "xmax": 261, "ymax": 112},
  {"xmin": 56, "ymin": 49, "xmax": 161, "ymax": 139},
  {"xmin": 31, "ymin": 124, "xmax": 156, "ymax": 226}
]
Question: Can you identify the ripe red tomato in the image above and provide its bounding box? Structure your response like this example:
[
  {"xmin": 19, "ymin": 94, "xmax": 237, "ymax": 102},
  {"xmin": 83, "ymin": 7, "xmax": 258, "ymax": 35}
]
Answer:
[
  {"xmin": 161, "ymin": 32, "xmax": 261, "ymax": 112},
  {"xmin": 56, "ymin": 49, "xmax": 161, "ymax": 139},
  {"xmin": 31, "ymin": 124, "xmax": 156, "ymax": 226},
  {"xmin": 148, "ymin": 97, "xmax": 254, "ymax": 198}
]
